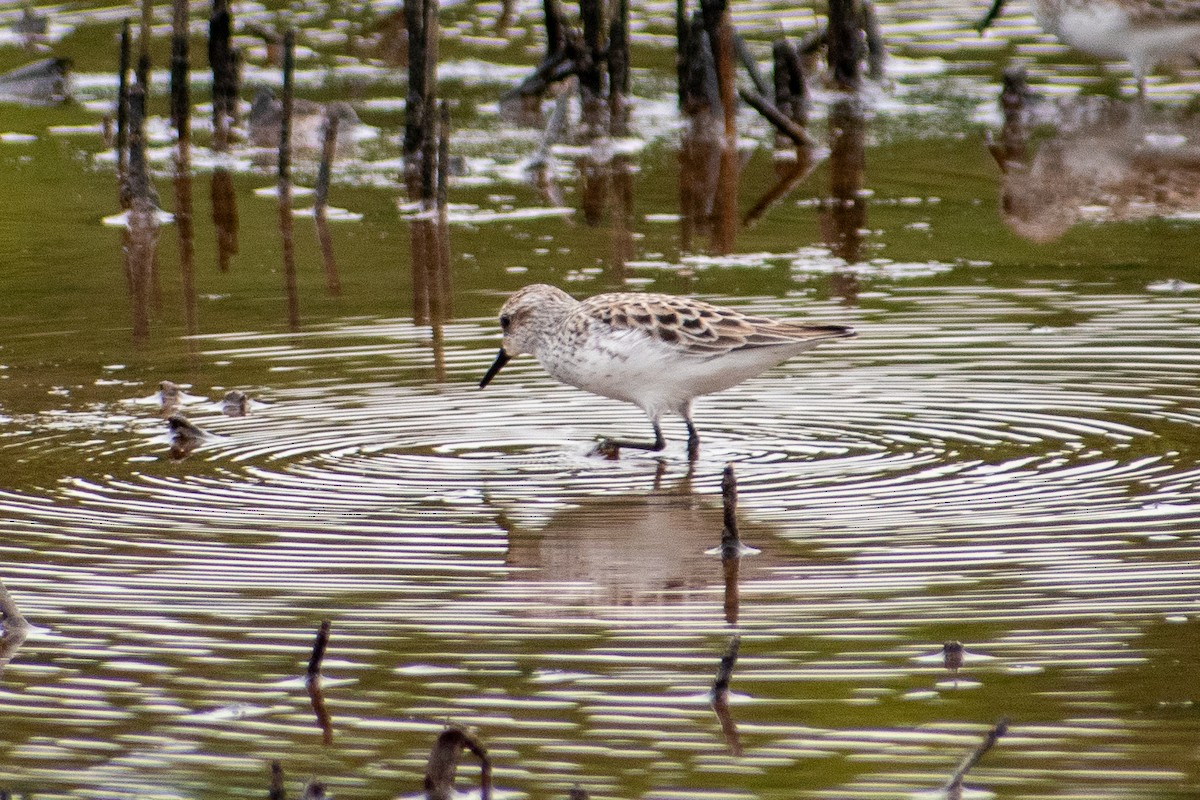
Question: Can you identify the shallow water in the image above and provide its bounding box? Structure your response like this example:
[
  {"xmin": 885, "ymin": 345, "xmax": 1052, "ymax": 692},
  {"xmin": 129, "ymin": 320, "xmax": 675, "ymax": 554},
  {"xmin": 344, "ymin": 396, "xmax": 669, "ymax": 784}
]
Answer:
[{"xmin": 2, "ymin": 1, "xmax": 1200, "ymax": 798}]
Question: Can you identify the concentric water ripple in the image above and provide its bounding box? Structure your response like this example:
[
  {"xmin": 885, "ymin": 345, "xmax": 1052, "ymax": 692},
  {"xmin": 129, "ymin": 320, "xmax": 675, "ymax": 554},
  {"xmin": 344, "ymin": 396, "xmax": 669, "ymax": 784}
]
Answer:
[{"xmin": 1, "ymin": 284, "xmax": 1199, "ymax": 798}]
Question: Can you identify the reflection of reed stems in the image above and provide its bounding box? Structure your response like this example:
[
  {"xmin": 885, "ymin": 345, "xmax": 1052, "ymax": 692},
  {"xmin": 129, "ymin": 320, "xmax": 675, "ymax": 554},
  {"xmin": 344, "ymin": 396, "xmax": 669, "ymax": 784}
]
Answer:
[
  {"xmin": 424, "ymin": 727, "xmax": 491, "ymax": 800},
  {"xmin": 306, "ymin": 621, "xmax": 334, "ymax": 744},
  {"xmin": 713, "ymin": 636, "xmax": 740, "ymax": 694},
  {"xmin": 711, "ymin": 636, "xmax": 742, "ymax": 755},
  {"xmin": 944, "ymin": 719, "xmax": 1008, "ymax": 791},
  {"xmin": 268, "ymin": 761, "xmax": 285, "ymax": 800},
  {"xmin": 722, "ymin": 556, "xmax": 740, "ymax": 624}
]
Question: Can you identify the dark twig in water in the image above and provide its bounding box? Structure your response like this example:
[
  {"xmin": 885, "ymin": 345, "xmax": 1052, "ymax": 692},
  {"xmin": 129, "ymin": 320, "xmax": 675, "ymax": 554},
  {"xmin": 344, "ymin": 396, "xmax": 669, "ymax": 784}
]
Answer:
[
  {"xmin": 943, "ymin": 640, "xmax": 964, "ymax": 673},
  {"xmin": 268, "ymin": 761, "xmax": 285, "ymax": 800},
  {"xmin": 712, "ymin": 635, "xmax": 740, "ymax": 695},
  {"xmin": 424, "ymin": 727, "xmax": 491, "ymax": 800},
  {"xmin": 944, "ymin": 719, "xmax": 1009, "ymax": 792},
  {"xmin": 307, "ymin": 620, "xmax": 331, "ymax": 679},
  {"xmin": 976, "ymin": 0, "xmax": 1006, "ymax": 32},
  {"xmin": 306, "ymin": 621, "xmax": 334, "ymax": 744}
]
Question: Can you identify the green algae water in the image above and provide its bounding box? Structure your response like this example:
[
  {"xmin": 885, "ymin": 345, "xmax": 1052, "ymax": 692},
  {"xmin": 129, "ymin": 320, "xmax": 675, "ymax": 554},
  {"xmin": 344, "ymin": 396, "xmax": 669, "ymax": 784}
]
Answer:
[{"xmin": 1, "ymin": 1, "xmax": 1199, "ymax": 798}]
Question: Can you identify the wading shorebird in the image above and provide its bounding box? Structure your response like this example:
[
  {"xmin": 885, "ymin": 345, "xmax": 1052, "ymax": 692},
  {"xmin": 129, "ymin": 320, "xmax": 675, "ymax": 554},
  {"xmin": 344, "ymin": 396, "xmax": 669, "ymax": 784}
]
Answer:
[
  {"xmin": 979, "ymin": 0, "xmax": 1200, "ymax": 95},
  {"xmin": 479, "ymin": 284, "xmax": 854, "ymax": 458}
]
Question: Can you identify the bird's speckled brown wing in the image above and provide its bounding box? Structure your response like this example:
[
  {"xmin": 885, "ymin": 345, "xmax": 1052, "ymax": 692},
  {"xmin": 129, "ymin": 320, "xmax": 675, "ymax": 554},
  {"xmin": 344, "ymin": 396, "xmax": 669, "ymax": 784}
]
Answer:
[{"xmin": 572, "ymin": 292, "xmax": 853, "ymax": 357}]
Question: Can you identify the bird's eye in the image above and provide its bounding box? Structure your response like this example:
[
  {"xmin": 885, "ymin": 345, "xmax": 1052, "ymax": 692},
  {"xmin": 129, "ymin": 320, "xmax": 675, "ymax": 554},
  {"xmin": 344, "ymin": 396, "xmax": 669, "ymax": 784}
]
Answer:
[{"xmin": 499, "ymin": 314, "xmax": 511, "ymax": 331}]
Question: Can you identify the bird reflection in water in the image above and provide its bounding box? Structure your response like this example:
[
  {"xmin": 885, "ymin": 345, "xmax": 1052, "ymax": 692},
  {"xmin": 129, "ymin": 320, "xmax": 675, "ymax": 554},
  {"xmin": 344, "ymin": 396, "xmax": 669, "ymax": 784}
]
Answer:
[
  {"xmin": 993, "ymin": 69, "xmax": 1200, "ymax": 243},
  {"xmin": 502, "ymin": 462, "xmax": 773, "ymax": 612}
]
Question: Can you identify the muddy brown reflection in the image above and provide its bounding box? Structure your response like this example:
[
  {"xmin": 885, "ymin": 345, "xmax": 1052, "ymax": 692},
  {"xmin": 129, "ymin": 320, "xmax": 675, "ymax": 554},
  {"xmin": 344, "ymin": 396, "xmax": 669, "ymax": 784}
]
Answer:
[{"xmin": 996, "ymin": 92, "xmax": 1200, "ymax": 243}]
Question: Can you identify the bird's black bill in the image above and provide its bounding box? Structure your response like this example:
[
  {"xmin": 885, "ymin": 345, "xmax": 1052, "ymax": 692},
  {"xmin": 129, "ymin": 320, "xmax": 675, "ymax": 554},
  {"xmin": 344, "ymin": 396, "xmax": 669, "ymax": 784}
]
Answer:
[
  {"xmin": 479, "ymin": 348, "xmax": 511, "ymax": 388},
  {"xmin": 975, "ymin": 0, "xmax": 1005, "ymax": 32}
]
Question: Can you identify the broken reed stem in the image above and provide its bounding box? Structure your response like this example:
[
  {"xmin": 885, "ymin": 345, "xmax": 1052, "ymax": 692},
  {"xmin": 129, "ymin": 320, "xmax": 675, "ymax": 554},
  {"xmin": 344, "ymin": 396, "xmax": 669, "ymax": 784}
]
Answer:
[
  {"xmin": 138, "ymin": 0, "xmax": 153, "ymax": 60},
  {"xmin": 700, "ymin": 0, "xmax": 737, "ymax": 140},
  {"xmin": 435, "ymin": 101, "xmax": 452, "ymax": 315},
  {"xmin": 314, "ymin": 112, "xmax": 342, "ymax": 296},
  {"xmin": 424, "ymin": 728, "xmax": 491, "ymax": 800},
  {"xmin": 268, "ymin": 761, "xmax": 285, "ymax": 800},
  {"xmin": 544, "ymin": 0, "xmax": 566, "ymax": 55},
  {"xmin": 674, "ymin": 0, "xmax": 688, "ymax": 107},
  {"xmin": 944, "ymin": 719, "xmax": 1009, "ymax": 790},
  {"xmin": 720, "ymin": 462, "xmax": 739, "ymax": 557},
  {"xmin": 862, "ymin": 0, "xmax": 885, "ymax": 80},
  {"xmin": 607, "ymin": 0, "xmax": 630, "ymax": 134},
  {"xmin": 209, "ymin": 0, "xmax": 235, "ymax": 150},
  {"xmin": 278, "ymin": 28, "xmax": 298, "ymax": 329},
  {"xmin": 826, "ymin": 0, "xmax": 863, "ymax": 91},
  {"xmin": 712, "ymin": 635, "xmax": 740, "ymax": 695},
  {"xmin": 116, "ymin": 19, "xmax": 131, "ymax": 200},
  {"xmin": 436, "ymin": 100, "xmax": 450, "ymax": 212},
  {"xmin": 126, "ymin": 56, "xmax": 153, "ymax": 207},
  {"xmin": 578, "ymin": 0, "xmax": 604, "ymax": 103},
  {"xmin": 307, "ymin": 620, "xmax": 331, "ymax": 679},
  {"xmin": 739, "ymin": 88, "xmax": 815, "ymax": 147},
  {"xmin": 732, "ymin": 32, "xmax": 769, "ymax": 97},
  {"xmin": 420, "ymin": 91, "xmax": 438, "ymax": 205},
  {"xmin": 403, "ymin": 0, "xmax": 426, "ymax": 159},
  {"xmin": 170, "ymin": 0, "xmax": 190, "ymax": 145},
  {"xmin": 772, "ymin": 37, "xmax": 808, "ymax": 126}
]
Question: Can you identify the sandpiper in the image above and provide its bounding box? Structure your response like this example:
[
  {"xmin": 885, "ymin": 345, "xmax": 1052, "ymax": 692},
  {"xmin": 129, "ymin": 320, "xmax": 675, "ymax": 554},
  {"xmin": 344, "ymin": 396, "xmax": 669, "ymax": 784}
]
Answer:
[
  {"xmin": 479, "ymin": 284, "xmax": 854, "ymax": 458},
  {"xmin": 980, "ymin": 0, "xmax": 1200, "ymax": 95}
]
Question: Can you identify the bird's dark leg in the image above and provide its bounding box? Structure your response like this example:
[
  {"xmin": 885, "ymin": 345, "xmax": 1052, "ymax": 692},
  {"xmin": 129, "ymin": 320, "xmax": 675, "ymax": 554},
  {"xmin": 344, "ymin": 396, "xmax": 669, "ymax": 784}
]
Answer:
[
  {"xmin": 595, "ymin": 421, "xmax": 666, "ymax": 458},
  {"xmin": 685, "ymin": 419, "xmax": 700, "ymax": 461}
]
